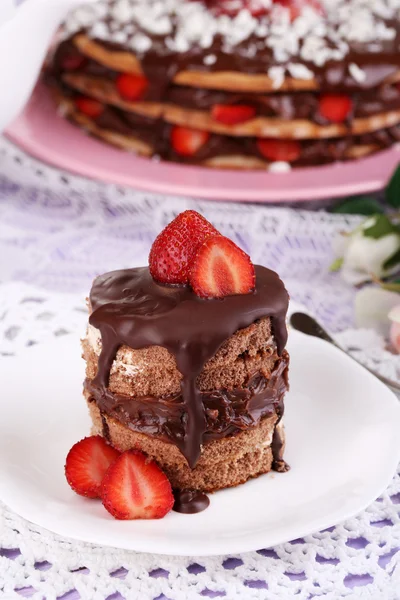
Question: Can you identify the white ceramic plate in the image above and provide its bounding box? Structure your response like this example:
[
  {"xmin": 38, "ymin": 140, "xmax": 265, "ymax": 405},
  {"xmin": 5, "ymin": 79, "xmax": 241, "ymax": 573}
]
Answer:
[{"xmin": 0, "ymin": 331, "xmax": 399, "ymax": 556}]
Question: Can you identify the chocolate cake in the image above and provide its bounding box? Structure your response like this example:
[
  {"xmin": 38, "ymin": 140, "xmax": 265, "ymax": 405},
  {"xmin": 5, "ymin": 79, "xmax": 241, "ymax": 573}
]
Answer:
[
  {"xmin": 83, "ymin": 264, "xmax": 289, "ymax": 497},
  {"xmin": 46, "ymin": 0, "xmax": 400, "ymax": 169}
]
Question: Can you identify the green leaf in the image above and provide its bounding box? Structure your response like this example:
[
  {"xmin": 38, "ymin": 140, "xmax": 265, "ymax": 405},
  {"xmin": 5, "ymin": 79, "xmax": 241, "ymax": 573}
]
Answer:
[
  {"xmin": 380, "ymin": 281, "xmax": 400, "ymax": 293},
  {"xmin": 329, "ymin": 257, "xmax": 344, "ymax": 272},
  {"xmin": 331, "ymin": 195, "xmax": 384, "ymax": 215},
  {"xmin": 386, "ymin": 164, "xmax": 400, "ymax": 208},
  {"xmin": 363, "ymin": 214, "xmax": 400, "ymax": 239},
  {"xmin": 384, "ymin": 249, "xmax": 400, "ymax": 271}
]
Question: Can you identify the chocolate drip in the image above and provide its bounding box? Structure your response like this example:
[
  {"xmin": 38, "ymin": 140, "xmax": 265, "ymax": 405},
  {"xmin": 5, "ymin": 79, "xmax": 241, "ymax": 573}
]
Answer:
[
  {"xmin": 100, "ymin": 411, "xmax": 111, "ymax": 443},
  {"xmin": 89, "ymin": 265, "xmax": 289, "ymax": 468},
  {"xmin": 271, "ymin": 425, "xmax": 290, "ymax": 473},
  {"xmin": 173, "ymin": 489, "xmax": 210, "ymax": 514}
]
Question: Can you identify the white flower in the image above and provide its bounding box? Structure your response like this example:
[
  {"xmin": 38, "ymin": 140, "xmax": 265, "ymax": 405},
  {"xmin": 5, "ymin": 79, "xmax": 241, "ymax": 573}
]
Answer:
[
  {"xmin": 388, "ymin": 305, "xmax": 400, "ymax": 353},
  {"xmin": 355, "ymin": 287, "xmax": 400, "ymax": 336},
  {"xmin": 333, "ymin": 215, "xmax": 400, "ymax": 285}
]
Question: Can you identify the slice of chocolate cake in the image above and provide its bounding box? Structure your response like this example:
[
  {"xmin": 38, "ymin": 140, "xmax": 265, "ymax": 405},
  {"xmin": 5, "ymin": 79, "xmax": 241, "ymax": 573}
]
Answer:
[{"xmin": 81, "ymin": 213, "xmax": 289, "ymax": 512}]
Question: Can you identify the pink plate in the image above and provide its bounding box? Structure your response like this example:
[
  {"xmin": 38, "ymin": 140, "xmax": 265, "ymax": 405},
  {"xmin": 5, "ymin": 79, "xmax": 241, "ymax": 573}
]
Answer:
[{"xmin": 6, "ymin": 83, "xmax": 400, "ymax": 202}]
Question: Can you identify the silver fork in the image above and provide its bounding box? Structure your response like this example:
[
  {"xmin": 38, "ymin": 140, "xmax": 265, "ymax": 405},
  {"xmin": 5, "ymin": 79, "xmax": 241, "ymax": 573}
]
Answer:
[{"xmin": 290, "ymin": 312, "xmax": 400, "ymax": 393}]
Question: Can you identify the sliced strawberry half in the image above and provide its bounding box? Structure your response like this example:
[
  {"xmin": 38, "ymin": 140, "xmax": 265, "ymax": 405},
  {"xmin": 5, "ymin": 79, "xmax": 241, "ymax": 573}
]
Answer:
[
  {"xmin": 257, "ymin": 138, "xmax": 301, "ymax": 162},
  {"xmin": 101, "ymin": 450, "xmax": 174, "ymax": 520},
  {"xmin": 189, "ymin": 235, "xmax": 255, "ymax": 299},
  {"xmin": 171, "ymin": 126, "xmax": 210, "ymax": 157},
  {"xmin": 211, "ymin": 104, "xmax": 256, "ymax": 125},
  {"xmin": 61, "ymin": 54, "xmax": 87, "ymax": 71},
  {"xmin": 65, "ymin": 436, "xmax": 120, "ymax": 498},
  {"xmin": 149, "ymin": 210, "xmax": 220, "ymax": 284},
  {"xmin": 318, "ymin": 94, "xmax": 353, "ymax": 123},
  {"xmin": 75, "ymin": 96, "xmax": 104, "ymax": 118},
  {"xmin": 116, "ymin": 73, "xmax": 149, "ymax": 101}
]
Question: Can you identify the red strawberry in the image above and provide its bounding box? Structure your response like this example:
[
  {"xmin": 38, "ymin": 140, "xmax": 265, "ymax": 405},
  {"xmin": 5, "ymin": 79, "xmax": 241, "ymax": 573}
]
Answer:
[
  {"xmin": 189, "ymin": 235, "xmax": 255, "ymax": 299},
  {"xmin": 149, "ymin": 210, "xmax": 219, "ymax": 284},
  {"xmin": 273, "ymin": 0, "xmax": 323, "ymax": 20},
  {"xmin": 318, "ymin": 94, "xmax": 353, "ymax": 123},
  {"xmin": 211, "ymin": 104, "xmax": 256, "ymax": 125},
  {"xmin": 65, "ymin": 436, "xmax": 120, "ymax": 498},
  {"xmin": 101, "ymin": 450, "xmax": 174, "ymax": 520},
  {"xmin": 75, "ymin": 96, "xmax": 104, "ymax": 118},
  {"xmin": 61, "ymin": 54, "xmax": 86, "ymax": 71},
  {"xmin": 116, "ymin": 73, "xmax": 149, "ymax": 101},
  {"xmin": 170, "ymin": 126, "xmax": 210, "ymax": 157},
  {"xmin": 257, "ymin": 138, "xmax": 301, "ymax": 162}
]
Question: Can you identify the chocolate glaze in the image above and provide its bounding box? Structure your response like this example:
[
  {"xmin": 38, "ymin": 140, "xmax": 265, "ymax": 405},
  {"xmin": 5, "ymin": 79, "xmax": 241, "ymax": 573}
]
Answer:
[
  {"xmin": 173, "ymin": 489, "xmax": 210, "ymax": 514},
  {"xmin": 88, "ymin": 265, "xmax": 289, "ymax": 468}
]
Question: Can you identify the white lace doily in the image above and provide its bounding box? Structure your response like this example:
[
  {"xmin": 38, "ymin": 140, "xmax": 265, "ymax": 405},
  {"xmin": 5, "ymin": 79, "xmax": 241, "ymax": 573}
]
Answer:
[{"xmin": 0, "ymin": 136, "xmax": 399, "ymax": 599}]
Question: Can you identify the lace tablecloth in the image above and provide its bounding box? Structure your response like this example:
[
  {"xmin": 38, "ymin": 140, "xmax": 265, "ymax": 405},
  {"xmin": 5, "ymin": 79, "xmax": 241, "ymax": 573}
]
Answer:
[{"xmin": 0, "ymin": 137, "xmax": 399, "ymax": 599}]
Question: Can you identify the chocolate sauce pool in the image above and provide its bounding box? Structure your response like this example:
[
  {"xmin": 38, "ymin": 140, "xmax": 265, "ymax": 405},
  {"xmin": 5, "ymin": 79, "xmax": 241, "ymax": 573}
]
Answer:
[
  {"xmin": 173, "ymin": 489, "xmax": 210, "ymax": 514},
  {"xmin": 89, "ymin": 265, "xmax": 289, "ymax": 468}
]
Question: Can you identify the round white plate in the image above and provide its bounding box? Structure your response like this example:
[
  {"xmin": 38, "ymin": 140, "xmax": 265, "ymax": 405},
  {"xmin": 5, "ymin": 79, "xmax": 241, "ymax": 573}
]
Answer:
[{"xmin": 0, "ymin": 331, "xmax": 399, "ymax": 556}]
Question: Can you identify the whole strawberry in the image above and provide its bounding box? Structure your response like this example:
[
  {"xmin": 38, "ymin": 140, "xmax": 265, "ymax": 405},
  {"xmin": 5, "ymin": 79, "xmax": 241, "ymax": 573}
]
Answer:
[{"xmin": 149, "ymin": 210, "xmax": 220, "ymax": 284}]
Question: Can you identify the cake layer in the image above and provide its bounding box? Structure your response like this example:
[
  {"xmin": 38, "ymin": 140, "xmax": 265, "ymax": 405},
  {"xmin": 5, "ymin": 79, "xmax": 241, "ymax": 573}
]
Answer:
[
  {"xmin": 61, "ymin": 72, "xmax": 400, "ymax": 139},
  {"xmin": 53, "ymin": 39, "xmax": 400, "ymax": 120},
  {"xmin": 84, "ymin": 350, "xmax": 289, "ymax": 450},
  {"xmin": 86, "ymin": 265, "xmax": 288, "ymax": 467},
  {"xmin": 59, "ymin": 1, "xmax": 400, "ymax": 93},
  {"xmin": 88, "ymin": 399, "xmax": 286, "ymax": 491},
  {"xmin": 84, "ymin": 317, "xmax": 277, "ymax": 396},
  {"xmin": 56, "ymin": 92, "xmax": 400, "ymax": 167}
]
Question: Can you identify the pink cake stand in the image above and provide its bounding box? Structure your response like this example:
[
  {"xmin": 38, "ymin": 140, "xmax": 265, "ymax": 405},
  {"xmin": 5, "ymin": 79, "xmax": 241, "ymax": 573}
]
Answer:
[{"xmin": 6, "ymin": 83, "xmax": 400, "ymax": 203}]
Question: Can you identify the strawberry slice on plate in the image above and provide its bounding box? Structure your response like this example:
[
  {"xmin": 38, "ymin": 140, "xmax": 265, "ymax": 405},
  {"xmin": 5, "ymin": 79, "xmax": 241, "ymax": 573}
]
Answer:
[
  {"xmin": 318, "ymin": 94, "xmax": 353, "ymax": 123},
  {"xmin": 75, "ymin": 96, "xmax": 104, "ymax": 119},
  {"xmin": 190, "ymin": 235, "xmax": 256, "ymax": 299},
  {"xmin": 257, "ymin": 138, "xmax": 301, "ymax": 162},
  {"xmin": 116, "ymin": 73, "xmax": 149, "ymax": 101},
  {"xmin": 171, "ymin": 126, "xmax": 210, "ymax": 157},
  {"xmin": 65, "ymin": 436, "xmax": 120, "ymax": 498},
  {"xmin": 211, "ymin": 104, "xmax": 256, "ymax": 125},
  {"xmin": 149, "ymin": 210, "xmax": 219, "ymax": 284},
  {"xmin": 102, "ymin": 450, "xmax": 174, "ymax": 520}
]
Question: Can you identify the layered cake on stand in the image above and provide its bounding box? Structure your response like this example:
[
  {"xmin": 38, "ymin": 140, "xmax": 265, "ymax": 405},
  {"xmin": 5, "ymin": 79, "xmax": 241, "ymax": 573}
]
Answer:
[
  {"xmin": 65, "ymin": 211, "xmax": 290, "ymax": 518},
  {"xmin": 47, "ymin": 0, "xmax": 400, "ymax": 169}
]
